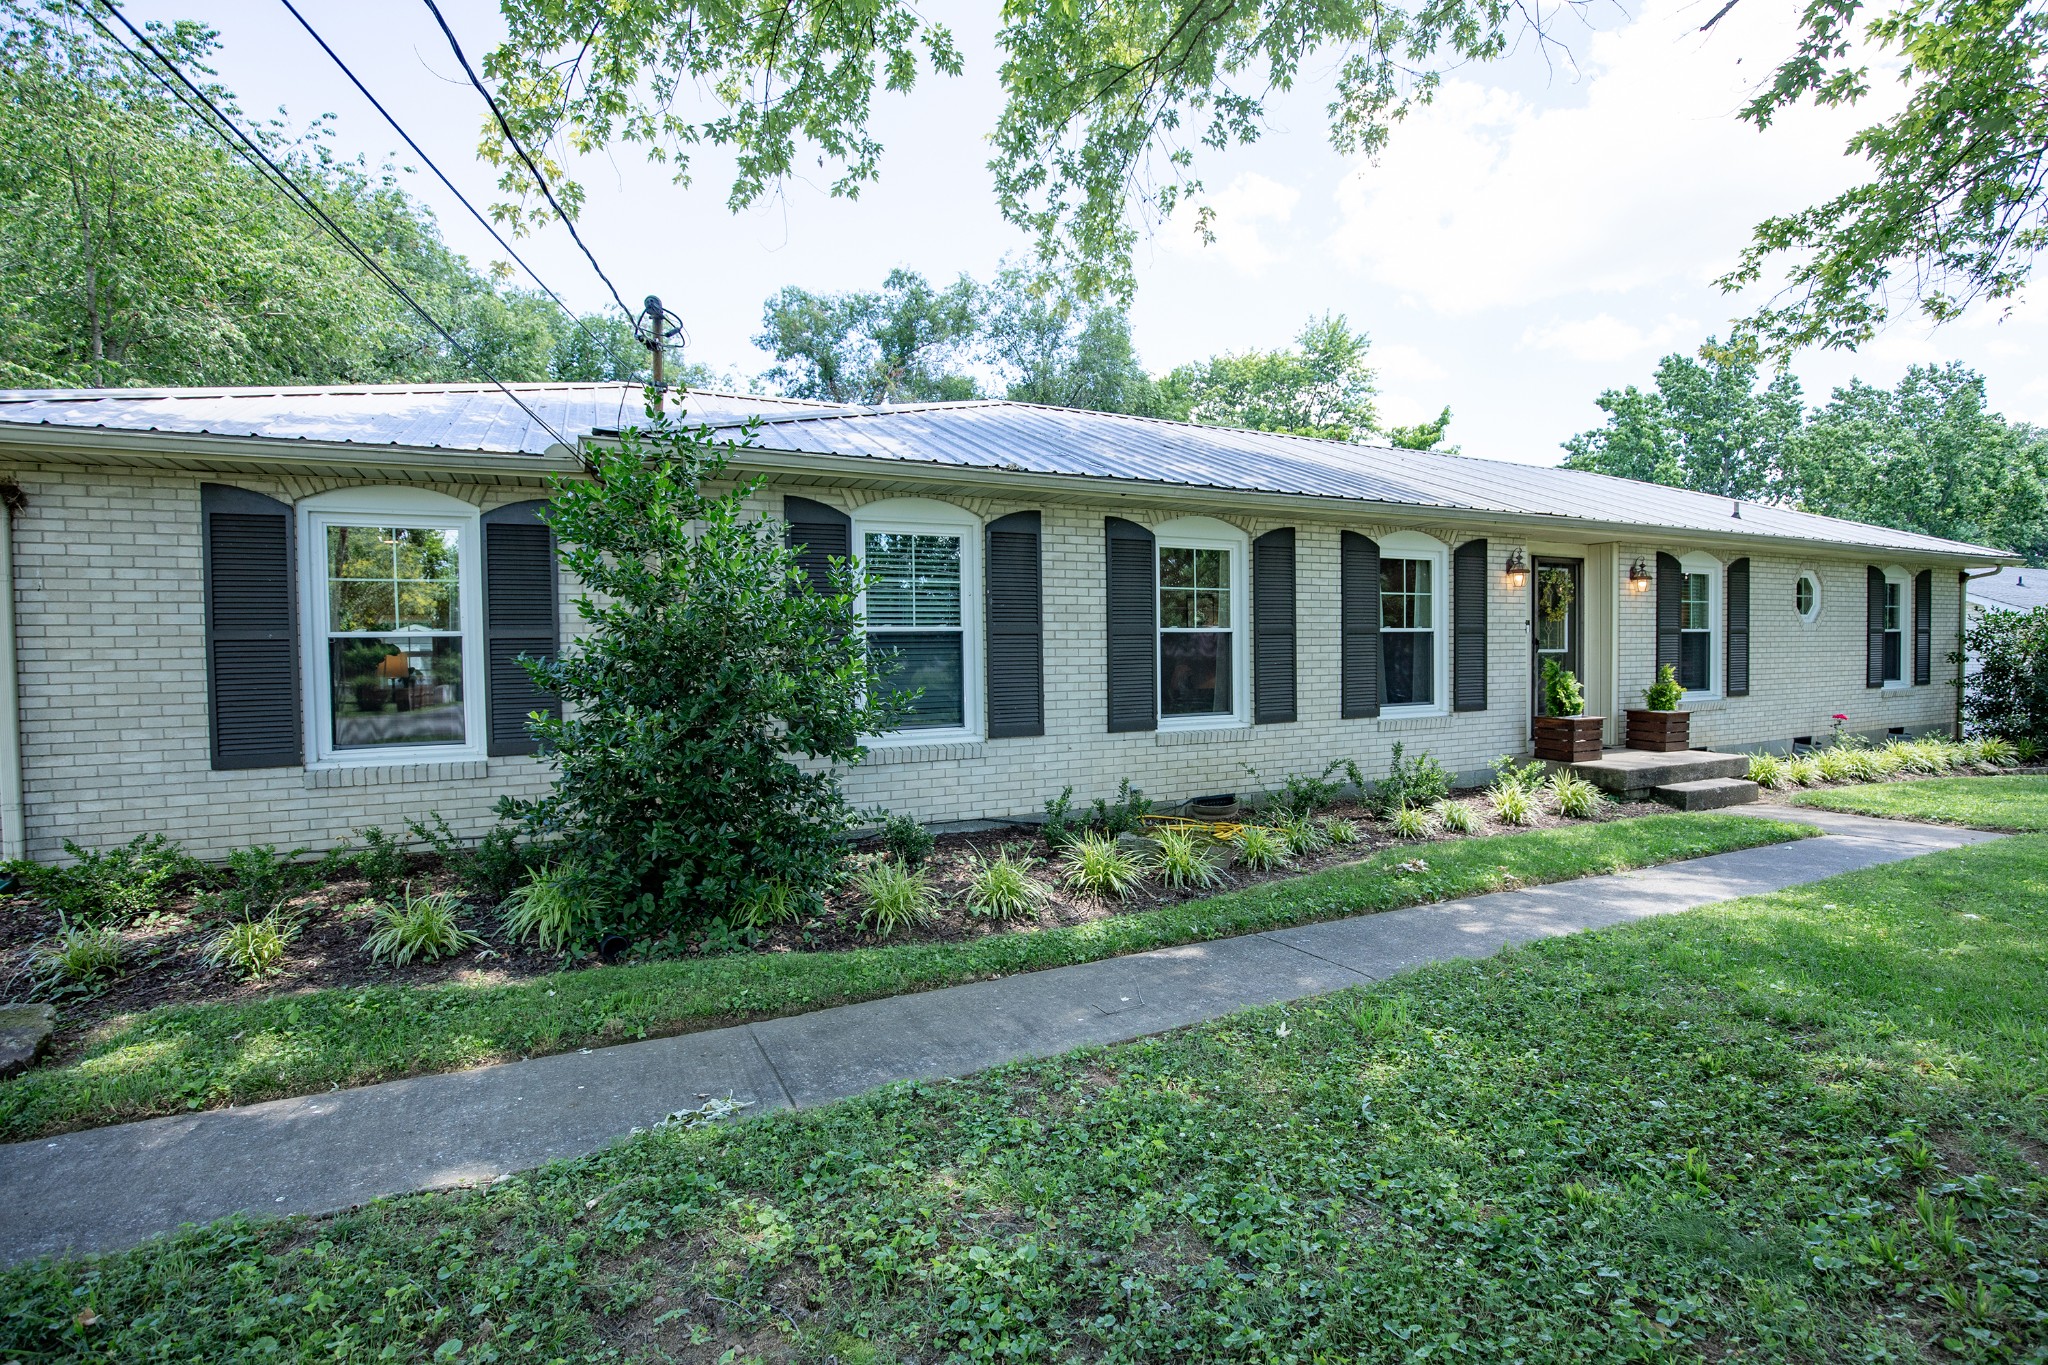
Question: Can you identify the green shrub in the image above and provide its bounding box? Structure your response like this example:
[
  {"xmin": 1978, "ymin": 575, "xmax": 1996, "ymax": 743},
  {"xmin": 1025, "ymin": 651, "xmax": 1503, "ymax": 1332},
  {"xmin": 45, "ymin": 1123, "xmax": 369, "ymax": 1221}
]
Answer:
[
  {"xmin": 1956, "ymin": 604, "xmax": 2048, "ymax": 745},
  {"xmin": 407, "ymin": 814, "xmax": 533, "ymax": 904},
  {"xmin": 963, "ymin": 847, "xmax": 1047, "ymax": 920},
  {"xmin": 1540, "ymin": 657, "xmax": 1584, "ymax": 717},
  {"xmin": 850, "ymin": 860, "xmax": 934, "ymax": 935},
  {"xmin": 497, "ymin": 409, "xmax": 901, "ymax": 935},
  {"xmin": 1784, "ymin": 754, "xmax": 1823, "ymax": 786},
  {"xmin": 1432, "ymin": 798, "xmax": 1481, "ymax": 834},
  {"xmin": 1370, "ymin": 743, "xmax": 1452, "ymax": 817},
  {"xmin": 1256, "ymin": 759, "xmax": 1359, "ymax": 817},
  {"xmin": 1041, "ymin": 786, "xmax": 1082, "ymax": 849},
  {"xmin": 19, "ymin": 834, "xmax": 195, "ymax": 926},
  {"xmin": 1642, "ymin": 662, "xmax": 1684, "ymax": 711},
  {"xmin": 1232, "ymin": 825, "xmax": 1291, "ymax": 872},
  {"xmin": 1321, "ymin": 816, "xmax": 1360, "ymax": 846},
  {"xmin": 1489, "ymin": 754, "xmax": 1550, "ymax": 794},
  {"xmin": 1149, "ymin": 827, "xmax": 1224, "ymax": 892},
  {"xmin": 318, "ymin": 826, "xmax": 410, "ymax": 902},
  {"xmin": 502, "ymin": 861, "xmax": 610, "ymax": 951},
  {"xmin": 1547, "ymin": 771, "xmax": 1604, "ymax": 819},
  {"xmin": 203, "ymin": 914, "xmax": 298, "ymax": 980},
  {"xmin": 1489, "ymin": 782, "xmax": 1534, "ymax": 825},
  {"xmin": 880, "ymin": 812, "xmax": 936, "ymax": 868},
  {"xmin": 28, "ymin": 918, "xmax": 122, "ymax": 994},
  {"xmin": 1060, "ymin": 833, "xmax": 1146, "ymax": 900},
  {"xmin": 1388, "ymin": 804, "xmax": 1433, "ymax": 839},
  {"xmin": 1746, "ymin": 752, "xmax": 1786, "ymax": 788},
  {"xmin": 1088, "ymin": 779, "xmax": 1153, "ymax": 838},
  {"xmin": 361, "ymin": 886, "xmax": 484, "ymax": 967},
  {"xmin": 212, "ymin": 844, "xmax": 317, "ymax": 918}
]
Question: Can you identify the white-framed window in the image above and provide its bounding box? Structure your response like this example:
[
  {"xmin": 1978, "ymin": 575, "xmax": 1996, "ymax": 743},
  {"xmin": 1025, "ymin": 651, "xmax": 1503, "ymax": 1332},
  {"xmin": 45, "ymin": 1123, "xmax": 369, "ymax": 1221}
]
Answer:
[
  {"xmin": 299, "ymin": 487, "xmax": 484, "ymax": 765},
  {"xmin": 853, "ymin": 498, "xmax": 982, "ymax": 741},
  {"xmin": 1795, "ymin": 569, "xmax": 1822, "ymax": 624},
  {"xmin": 1155, "ymin": 516, "xmax": 1249, "ymax": 728},
  {"xmin": 1677, "ymin": 551, "xmax": 1721, "ymax": 699},
  {"xmin": 1880, "ymin": 565, "xmax": 1909, "ymax": 685},
  {"xmin": 1379, "ymin": 530, "xmax": 1449, "ymax": 714}
]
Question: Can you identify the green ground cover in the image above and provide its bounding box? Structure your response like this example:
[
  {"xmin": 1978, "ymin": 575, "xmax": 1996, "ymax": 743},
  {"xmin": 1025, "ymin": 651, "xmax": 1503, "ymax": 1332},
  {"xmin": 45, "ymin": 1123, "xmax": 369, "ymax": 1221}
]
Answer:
[
  {"xmin": 5, "ymin": 832, "xmax": 2041, "ymax": 1362},
  {"xmin": 1794, "ymin": 775, "xmax": 2048, "ymax": 831},
  {"xmin": 0, "ymin": 814, "xmax": 1807, "ymax": 1142}
]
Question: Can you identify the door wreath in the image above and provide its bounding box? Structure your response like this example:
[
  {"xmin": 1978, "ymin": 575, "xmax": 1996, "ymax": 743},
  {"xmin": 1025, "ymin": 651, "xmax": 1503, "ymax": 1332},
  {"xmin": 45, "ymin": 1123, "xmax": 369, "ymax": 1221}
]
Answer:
[{"xmin": 1537, "ymin": 567, "xmax": 1575, "ymax": 622}]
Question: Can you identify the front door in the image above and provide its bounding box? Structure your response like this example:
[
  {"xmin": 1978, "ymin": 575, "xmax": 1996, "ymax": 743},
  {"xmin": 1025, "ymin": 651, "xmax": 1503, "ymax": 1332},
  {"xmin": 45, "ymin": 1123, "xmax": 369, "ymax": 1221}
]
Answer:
[{"xmin": 1532, "ymin": 557, "xmax": 1584, "ymax": 717}]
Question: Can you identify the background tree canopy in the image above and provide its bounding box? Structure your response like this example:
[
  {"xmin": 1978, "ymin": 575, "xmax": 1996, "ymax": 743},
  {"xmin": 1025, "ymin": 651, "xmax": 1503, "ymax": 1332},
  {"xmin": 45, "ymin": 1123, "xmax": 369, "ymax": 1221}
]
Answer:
[
  {"xmin": 1564, "ymin": 341, "xmax": 2048, "ymax": 560},
  {"xmin": 0, "ymin": 0, "xmax": 642, "ymax": 388},
  {"xmin": 482, "ymin": 0, "xmax": 2048, "ymax": 346}
]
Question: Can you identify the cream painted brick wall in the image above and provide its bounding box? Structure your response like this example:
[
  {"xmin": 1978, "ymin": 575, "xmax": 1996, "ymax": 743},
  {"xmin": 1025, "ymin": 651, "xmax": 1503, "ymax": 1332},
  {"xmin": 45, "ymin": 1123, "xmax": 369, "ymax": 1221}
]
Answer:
[
  {"xmin": 4, "ymin": 464, "xmax": 572, "ymax": 861},
  {"xmin": 0, "ymin": 465, "xmax": 1968, "ymax": 856}
]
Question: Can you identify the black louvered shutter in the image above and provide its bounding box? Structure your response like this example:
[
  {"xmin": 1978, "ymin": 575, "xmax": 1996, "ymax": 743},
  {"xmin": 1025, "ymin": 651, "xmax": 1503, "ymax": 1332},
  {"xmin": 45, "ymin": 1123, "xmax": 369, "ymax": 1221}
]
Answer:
[
  {"xmin": 784, "ymin": 495, "xmax": 851, "ymax": 593},
  {"xmin": 1452, "ymin": 538, "xmax": 1488, "ymax": 712},
  {"xmin": 1913, "ymin": 569, "xmax": 1933, "ymax": 685},
  {"xmin": 1655, "ymin": 551, "xmax": 1682, "ymax": 678},
  {"xmin": 1252, "ymin": 528, "xmax": 1296, "ymax": 724},
  {"xmin": 1725, "ymin": 557, "xmax": 1750, "ymax": 698},
  {"xmin": 482, "ymin": 500, "xmax": 561, "ymax": 757},
  {"xmin": 202, "ymin": 483, "xmax": 300, "ymax": 770},
  {"xmin": 1866, "ymin": 566, "xmax": 1886, "ymax": 688},
  {"xmin": 1340, "ymin": 531, "xmax": 1381, "ymax": 719},
  {"xmin": 985, "ymin": 511, "xmax": 1044, "ymax": 738},
  {"xmin": 1105, "ymin": 517, "xmax": 1157, "ymax": 733}
]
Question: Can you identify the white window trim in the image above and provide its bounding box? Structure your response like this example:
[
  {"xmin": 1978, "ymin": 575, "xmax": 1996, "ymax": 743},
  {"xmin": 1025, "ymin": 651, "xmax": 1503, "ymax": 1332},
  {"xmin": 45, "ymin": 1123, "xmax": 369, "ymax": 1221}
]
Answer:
[
  {"xmin": 1795, "ymin": 568, "xmax": 1823, "ymax": 625},
  {"xmin": 1153, "ymin": 515, "xmax": 1251, "ymax": 731},
  {"xmin": 1677, "ymin": 551, "xmax": 1722, "ymax": 702},
  {"xmin": 852, "ymin": 497, "xmax": 983, "ymax": 745},
  {"xmin": 1880, "ymin": 564, "xmax": 1911, "ymax": 688},
  {"xmin": 1378, "ymin": 530, "xmax": 1451, "ymax": 718},
  {"xmin": 298, "ymin": 486, "xmax": 485, "ymax": 768}
]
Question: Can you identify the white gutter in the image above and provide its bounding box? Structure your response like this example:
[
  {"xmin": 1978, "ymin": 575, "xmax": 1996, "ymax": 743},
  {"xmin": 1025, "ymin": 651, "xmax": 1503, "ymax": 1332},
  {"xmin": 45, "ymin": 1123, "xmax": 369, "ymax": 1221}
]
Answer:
[{"xmin": 0, "ymin": 483, "xmax": 24, "ymax": 859}]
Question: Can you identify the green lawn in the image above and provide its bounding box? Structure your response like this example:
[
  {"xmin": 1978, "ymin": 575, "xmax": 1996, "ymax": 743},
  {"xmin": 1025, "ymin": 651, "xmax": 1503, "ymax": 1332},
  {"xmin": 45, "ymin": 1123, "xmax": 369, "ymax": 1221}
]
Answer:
[
  {"xmin": 0, "ymin": 814, "xmax": 1807, "ymax": 1142},
  {"xmin": 6, "ymin": 835, "xmax": 2042, "ymax": 1363},
  {"xmin": 1794, "ymin": 774, "xmax": 2048, "ymax": 831}
]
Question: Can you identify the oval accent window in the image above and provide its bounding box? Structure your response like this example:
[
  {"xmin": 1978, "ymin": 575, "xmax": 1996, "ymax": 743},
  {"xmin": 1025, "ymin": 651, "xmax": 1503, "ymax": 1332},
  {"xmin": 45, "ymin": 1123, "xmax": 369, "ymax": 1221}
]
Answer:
[{"xmin": 1795, "ymin": 571, "xmax": 1821, "ymax": 623}]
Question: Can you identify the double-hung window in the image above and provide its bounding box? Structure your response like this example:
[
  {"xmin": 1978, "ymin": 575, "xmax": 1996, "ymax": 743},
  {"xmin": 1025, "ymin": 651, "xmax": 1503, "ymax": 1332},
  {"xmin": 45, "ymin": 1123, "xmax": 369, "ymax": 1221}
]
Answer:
[
  {"xmin": 1881, "ymin": 574, "xmax": 1905, "ymax": 683},
  {"xmin": 855, "ymin": 499, "xmax": 981, "ymax": 740},
  {"xmin": 1375, "ymin": 531, "xmax": 1449, "ymax": 714},
  {"xmin": 1155, "ymin": 517, "xmax": 1249, "ymax": 726},
  {"xmin": 1675, "ymin": 551, "xmax": 1722, "ymax": 698},
  {"xmin": 301, "ymin": 489, "xmax": 483, "ymax": 763}
]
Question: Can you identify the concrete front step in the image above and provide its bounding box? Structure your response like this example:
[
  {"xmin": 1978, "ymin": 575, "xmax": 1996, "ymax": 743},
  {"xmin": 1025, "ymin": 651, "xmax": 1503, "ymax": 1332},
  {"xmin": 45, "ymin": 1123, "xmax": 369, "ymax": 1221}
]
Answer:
[
  {"xmin": 1562, "ymin": 747, "xmax": 1751, "ymax": 796},
  {"xmin": 1652, "ymin": 777, "xmax": 1761, "ymax": 811}
]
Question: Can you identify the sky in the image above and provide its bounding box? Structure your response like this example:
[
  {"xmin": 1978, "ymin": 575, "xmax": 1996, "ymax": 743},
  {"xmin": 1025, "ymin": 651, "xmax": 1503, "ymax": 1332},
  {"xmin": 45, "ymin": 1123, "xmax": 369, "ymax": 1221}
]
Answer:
[{"xmin": 127, "ymin": 0, "xmax": 2048, "ymax": 466}]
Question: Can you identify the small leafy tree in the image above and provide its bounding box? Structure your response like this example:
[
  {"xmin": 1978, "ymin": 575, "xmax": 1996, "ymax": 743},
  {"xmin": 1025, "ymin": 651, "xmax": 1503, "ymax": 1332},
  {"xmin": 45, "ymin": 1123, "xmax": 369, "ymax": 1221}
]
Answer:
[
  {"xmin": 505, "ymin": 404, "xmax": 902, "ymax": 931},
  {"xmin": 1956, "ymin": 606, "xmax": 2048, "ymax": 744}
]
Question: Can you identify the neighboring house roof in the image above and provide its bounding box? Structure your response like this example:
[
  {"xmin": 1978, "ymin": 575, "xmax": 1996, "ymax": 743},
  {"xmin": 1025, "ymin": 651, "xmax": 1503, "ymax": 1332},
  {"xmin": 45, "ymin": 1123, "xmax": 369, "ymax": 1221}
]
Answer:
[
  {"xmin": 0, "ymin": 382, "xmax": 2016, "ymax": 563},
  {"xmin": 0, "ymin": 382, "xmax": 840, "ymax": 457},
  {"xmin": 1969, "ymin": 567, "xmax": 2048, "ymax": 611}
]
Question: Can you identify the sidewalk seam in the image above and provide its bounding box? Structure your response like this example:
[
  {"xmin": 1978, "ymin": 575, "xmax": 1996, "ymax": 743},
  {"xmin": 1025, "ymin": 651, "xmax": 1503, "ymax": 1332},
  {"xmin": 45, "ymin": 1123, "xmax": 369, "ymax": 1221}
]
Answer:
[
  {"xmin": 746, "ymin": 1024, "xmax": 799, "ymax": 1112},
  {"xmin": 1257, "ymin": 932, "xmax": 1380, "ymax": 982}
]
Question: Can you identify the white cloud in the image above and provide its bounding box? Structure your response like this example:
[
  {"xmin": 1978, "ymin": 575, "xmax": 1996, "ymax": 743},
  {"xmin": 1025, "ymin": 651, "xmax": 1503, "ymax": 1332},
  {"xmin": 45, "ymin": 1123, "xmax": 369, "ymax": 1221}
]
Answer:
[
  {"xmin": 1519, "ymin": 312, "xmax": 1699, "ymax": 362},
  {"xmin": 1327, "ymin": 0, "xmax": 1900, "ymax": 316},
  {"xmin": 1370, "ymin": 340, "xmax": 1448, "ymax": 383},
  {"xmin": 1166, "ymin": 172, "xmax": 1301, "ymax": 275}
]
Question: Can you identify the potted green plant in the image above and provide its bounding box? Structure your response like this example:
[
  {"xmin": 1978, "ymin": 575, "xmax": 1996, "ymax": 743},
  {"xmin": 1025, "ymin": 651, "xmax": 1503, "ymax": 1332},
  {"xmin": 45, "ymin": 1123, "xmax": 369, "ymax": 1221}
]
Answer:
[
  {"xmin": 1532, "ymin": 658, "xmax": 1604, "ymax": 762},
  {"xmin": 1626, "ymin": 663, "xmax": 1690, "ymax": 752}
]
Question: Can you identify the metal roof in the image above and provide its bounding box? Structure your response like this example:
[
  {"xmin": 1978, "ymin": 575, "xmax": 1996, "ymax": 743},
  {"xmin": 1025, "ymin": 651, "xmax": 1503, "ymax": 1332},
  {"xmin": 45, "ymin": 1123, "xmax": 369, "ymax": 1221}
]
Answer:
[
  {"xmin": 1970, "ymin": 567, "xmax": 2048, "ymax": 610},
  {"xmin": 716, "ymin": 400, "xmax": 2014, "ymax": 560},
  {"xmin": 0, "ymin": 382, "xmax": 2013, "ymax": 560},
  {"xmin": 0, "ymin": 382, "xmax": 842, "ymax": 457}
]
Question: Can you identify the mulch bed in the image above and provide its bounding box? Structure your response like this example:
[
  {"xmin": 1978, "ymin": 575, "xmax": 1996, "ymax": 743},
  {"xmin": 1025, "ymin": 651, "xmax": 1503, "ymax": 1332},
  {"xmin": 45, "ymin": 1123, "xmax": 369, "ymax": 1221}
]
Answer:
[{"xmin": 1, "ymin": 790, "xmax": 1675, "ymax": 1058}]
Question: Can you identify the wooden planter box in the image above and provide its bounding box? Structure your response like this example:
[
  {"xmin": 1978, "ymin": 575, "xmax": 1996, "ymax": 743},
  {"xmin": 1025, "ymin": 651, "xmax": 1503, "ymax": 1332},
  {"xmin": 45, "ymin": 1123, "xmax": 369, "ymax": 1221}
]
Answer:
[
  {"xmin": 1625, "ymin": 708, "xmax": 1691, "ymax": 753},
  {"xmin": 1533, "ymin": 714, "xmax": 1606, "ymax": 763}
]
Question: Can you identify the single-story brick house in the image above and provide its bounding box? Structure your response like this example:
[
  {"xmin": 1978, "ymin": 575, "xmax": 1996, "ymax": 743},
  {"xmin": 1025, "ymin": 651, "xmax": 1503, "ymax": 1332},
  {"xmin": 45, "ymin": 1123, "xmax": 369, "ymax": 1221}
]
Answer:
[{"xmin": 0, "ymin": 381, "xmax": 2015, "ymax": 862}]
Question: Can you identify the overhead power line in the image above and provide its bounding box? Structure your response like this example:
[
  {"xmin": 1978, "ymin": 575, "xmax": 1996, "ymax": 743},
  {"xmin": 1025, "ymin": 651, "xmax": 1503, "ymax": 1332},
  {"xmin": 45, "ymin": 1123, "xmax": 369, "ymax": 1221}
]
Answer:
[
  {"xmin": 273, "ymin": 0, "xmax": 609, "ymax": 357},
  {"xmin": 84, "ymin": 0, "xmax": 587, "ymax": 463},
  {"xmin": 419, "ymin": 0, "xmax": 637, "ymax": 327}
]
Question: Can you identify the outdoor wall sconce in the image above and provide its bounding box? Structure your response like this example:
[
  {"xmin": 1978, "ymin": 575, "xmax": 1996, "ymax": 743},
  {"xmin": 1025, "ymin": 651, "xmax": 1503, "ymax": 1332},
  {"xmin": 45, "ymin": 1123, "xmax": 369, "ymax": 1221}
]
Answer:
[
  {"xmin": 1504, "ymin": 548, "xmax": 1528, "ymax": 588},
  {"xmin": 1628, "ymin": 558, "xmax": 1653, "ymax": 592}
]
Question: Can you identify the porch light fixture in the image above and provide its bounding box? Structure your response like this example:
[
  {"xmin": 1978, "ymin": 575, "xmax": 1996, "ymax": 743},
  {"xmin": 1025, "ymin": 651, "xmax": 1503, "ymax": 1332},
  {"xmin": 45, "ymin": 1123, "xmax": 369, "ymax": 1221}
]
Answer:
[
  {"xmin": 1503, "ymin": 548, "xmax": 1528, "ymax": 588},
  {"xmin": 1628, "ymin": 558, "xmax": 1652, "ymax": 592}
]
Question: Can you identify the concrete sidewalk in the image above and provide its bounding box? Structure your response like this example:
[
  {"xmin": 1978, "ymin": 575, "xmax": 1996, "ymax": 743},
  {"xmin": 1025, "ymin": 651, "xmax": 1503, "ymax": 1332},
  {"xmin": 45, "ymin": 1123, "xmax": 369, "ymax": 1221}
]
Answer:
[{"xmin": 0, "ymin": 807, "xmax": 1997, "ymax": 1265}]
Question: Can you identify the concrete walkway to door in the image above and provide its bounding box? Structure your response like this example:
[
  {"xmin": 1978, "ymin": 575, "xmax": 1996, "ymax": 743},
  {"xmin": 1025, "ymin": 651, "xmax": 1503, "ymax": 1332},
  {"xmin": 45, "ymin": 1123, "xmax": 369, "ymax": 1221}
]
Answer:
[{"xmin": 0, "ymin": 806, "xmax": 1996, "ymax": 1266}]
